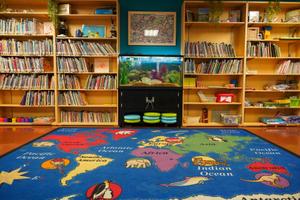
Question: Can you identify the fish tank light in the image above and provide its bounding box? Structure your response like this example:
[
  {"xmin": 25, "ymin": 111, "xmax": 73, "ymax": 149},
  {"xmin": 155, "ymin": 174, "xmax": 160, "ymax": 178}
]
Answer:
[{"xmin": 119, "ymin": 56, "xmax": 182, "ymax": 87}]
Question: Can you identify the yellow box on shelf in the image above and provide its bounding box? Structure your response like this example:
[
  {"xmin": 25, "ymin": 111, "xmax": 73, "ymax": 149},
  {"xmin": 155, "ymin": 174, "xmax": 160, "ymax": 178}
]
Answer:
[{"xmin": 183, "ymin": 77, "xmax": 196, "ymax": 87}]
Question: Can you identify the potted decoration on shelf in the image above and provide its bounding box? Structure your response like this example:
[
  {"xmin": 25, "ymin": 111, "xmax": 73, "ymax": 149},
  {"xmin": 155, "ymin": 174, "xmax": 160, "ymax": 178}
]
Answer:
[
  {"xmin": 48, "ymin": 0, "xmax": 59, "ymax": 28},
  {"xmin": 207, "ymin": 0, "xmax": 224, "ymax": 22},
  {"xmin": 265, "ymin": 0, "xmax": 281, "ymax": 22},
  {"xmin": 0, "ymin": 0, "xmax": 6, "ymax": 12}
]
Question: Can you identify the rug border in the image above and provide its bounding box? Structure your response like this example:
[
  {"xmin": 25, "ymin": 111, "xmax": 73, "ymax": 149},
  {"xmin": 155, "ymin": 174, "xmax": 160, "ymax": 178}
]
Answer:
[{"xmin": 0, "ymin": 127, "xmax": 299, "ymax": 159}]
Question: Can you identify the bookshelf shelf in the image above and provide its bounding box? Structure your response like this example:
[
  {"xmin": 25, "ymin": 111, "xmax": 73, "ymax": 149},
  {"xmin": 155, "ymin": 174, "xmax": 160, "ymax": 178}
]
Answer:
[
  {"xmin": 0, "ymin": 55, "xmax": 54, "ymax": 57},
  {"xmin": 184, "ymin": 56, "xmax": 244, "ymax": 59},
  {"xmin": 248, "ymin": 39, "xmax": 300, "ymax": 44},
  {"xmin": 58, "ymin": 104, "xmax": 117, "ymax": 108},
  {"xmin": 185, "ymin": 22, "xmax": 245, "ymax": 27},
  {"xmin": 56, "ymin": 37, "xmax": 117, "ymax": 41},
  {"xmin": 0, "ymin": 89, "xmax": 55, "ymax": 91},
  {"xmin": 246, "ymin": 74, "xmax": 300, "ymax": 76},
  {"xmin": 0, "ymin": 34, "xmax": 53, "ymax": 38},
  {"xmin": 184, "ymin": 87, "xmax": 242, "ymax": 90},
  {"xmin": 183, "ymin": 122, "xmax": 238, "ymax": 127},
  {"xmin": 0, "ymin": 104, "xmax": 55, "ymax": 108},
  {"xmin": 184, "ymin": 73, "xmax": 243, "ymax": 76},
  {"xmin": 0, "ymin": 122, "xmax": 53, "ymax": 126},
  {"xmin": 56, "ymin": 55, "xmax": 118, "ymax": 58},
  {"xmin": 245, "ymin": 107, "xmax": 300, "ymax": 109},
  {"xmin": 0, "ymin": 72, "xmax": 54, "ymax": 74},
  {"xmin": 0, "ymin": 12, "xmax": 49, "ymax": 18},
  {"xmin": 58, "ymin": 14, "xmax": 117, "ymax": 19},
  {"xmin": 247, "ymin": 57, "xmax": 300, "ymax": 60},
  {"xmin": 58, "ymin": 89, "xmax": 117, "ymax": 92},
  {"xmin": 248, "ymin": 22, "xmax": 300, "ymax": 28},
  {"xmin": 184, "ymin": 102, "xmax": 242, "ymax": 105},
  {"xmin": 245, "ymin": 90, "xmax": 300, "ymax": 93},
  {"xmin": 58, "ymin": 72, "xmax": 117, "ymax": 75},
  {"xmin": 58, "ymin": 122, "xmax": 118, "ymax": 126}
]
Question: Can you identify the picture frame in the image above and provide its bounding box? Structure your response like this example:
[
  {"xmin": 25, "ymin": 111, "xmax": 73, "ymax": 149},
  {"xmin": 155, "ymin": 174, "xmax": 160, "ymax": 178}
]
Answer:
[
  {"xmin": 128, "ymin": 11, "xmax": 176, "ymax": 46},
  {"xmin": 82, "ymin": 25, "xmax": 106, "ymax": 38}
]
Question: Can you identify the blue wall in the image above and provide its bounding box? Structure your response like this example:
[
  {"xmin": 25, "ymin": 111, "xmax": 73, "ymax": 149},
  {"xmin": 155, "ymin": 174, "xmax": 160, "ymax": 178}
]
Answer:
[{"xmin": 119, "ymin": 0, "xmax": 182, "ymax": 56}]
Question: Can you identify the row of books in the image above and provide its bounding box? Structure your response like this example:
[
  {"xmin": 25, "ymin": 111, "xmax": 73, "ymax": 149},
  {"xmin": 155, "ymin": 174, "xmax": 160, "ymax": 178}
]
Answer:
[
  {"xmin": 276, "ymin": 60, "xmax": 300, "ymax": 74},
  {"xmin": 56, "ymin": 40, "xmax": 116, "ymax": 56},
  {"xmin": 85, "ymin": 75, "xmax": 116, "ymax": 90},
  {"xmin": 20, "ymin": 91, "xmax": 54, "ymax": 105},
  {"xmin": 60, "ymin": 111, "xmax": 114, "ymax": 123},
  {"xmin": 0, "ymin": 39, "xmax": 53, "ymax": 55},
  {"xmin": 0, "ymin": 18, "xmax": 41, "ymax": 35},
  {"xmin": 247, "ymin": 42, "xmax": 281, "ymax": 57},
  {"xmin": 0, "ymin": 74, "xmax": 54, "ymax": 89},
  {"xmin": 57, "ymin": 57, "xmax": 88, "ymax": 72},
  {"xmin": 184, "ymin": 59, "xmax": 242, "ymax": 74},
  {"xmin": 185, "ymin": 41, "xmax": 236, "ymax": 57},
  {"xmin": 58, "ymin": 91, "xmax": 87, "ymax": 105},
  {"xmin": 0, "ymin": 57, "xmax": 48, "ymax": 73},
  {"xmin": 58, "ymin": 75, "xmax": 81, "ymax": 89}
]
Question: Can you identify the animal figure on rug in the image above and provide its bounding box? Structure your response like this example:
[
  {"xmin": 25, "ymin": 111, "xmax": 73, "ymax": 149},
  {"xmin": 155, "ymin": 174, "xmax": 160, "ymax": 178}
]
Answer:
[
  {"xmin": 125, "ymin": 158, "xmax": 151, "ymax": 168},
  {"xmin": 161, "ymin": 176, "xmax": 209, "ymax": 187},
  {"xmin": 208, "ymin": 136, "xmax": 228, "ymax": 142},
  {"xmin": 241, "ymin": 173, "xmax": 284, "ymax": 188}
]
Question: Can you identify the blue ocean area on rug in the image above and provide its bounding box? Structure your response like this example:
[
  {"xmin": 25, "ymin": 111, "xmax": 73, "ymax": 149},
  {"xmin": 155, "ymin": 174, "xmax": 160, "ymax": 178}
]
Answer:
[{"xmin": 0, "ymin": 128, "xmax": 299, "ymax": 200}]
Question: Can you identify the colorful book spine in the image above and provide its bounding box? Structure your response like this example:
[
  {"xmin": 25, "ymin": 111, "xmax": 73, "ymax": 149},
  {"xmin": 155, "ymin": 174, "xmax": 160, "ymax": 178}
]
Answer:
[
  {"xmin": 20, "ymin": 91, "xmax": 54, "ymax": 106},
  {"xmin": 56, "ymin": 40, "xmax": 116, "ymax": 56},
  {"xmin": 60, "ymin": 111, "xmax": 114, "ymax": 123},
  {"xmin": 276, "ymin": 60, "xmax": 300, "ymax": 74},
  {"xmin": 0, "ymin": 18, "xmax": 43, "ymax": 35},
  {"xmin": 85, "ymin": 75, "xmax": 116, "ymax": 89},
  {"xmin": 57, "ymin": 57, "xmax": 89, "ymax": 72},
  {"xmin": 0, "ymin": 74, "xmax": 54, "ymax": 89},
  {"xmin": 58, "ymin": 75, "xmax": 81, "ymax": 89},
  {"xmin": 184, "ymin": 59, "xmax": 242, "ymax": 74},
  {"xmin": 0, "ymin": 57, "xmax": 45, "ymax": 72},
  {"xmin": 0, "ymin": 39, "xmax": 53, "ymax": 55},
  {"xmin": 58, "ymin": 91, "xmax": 87, "ymax": 105},
  {"xmin": 247, "ymin": 42, "xmax": 281, "ymax": 57},
  {"xmin": 185, "ymin": 41, "xmax": 236, "ymax": 57}
]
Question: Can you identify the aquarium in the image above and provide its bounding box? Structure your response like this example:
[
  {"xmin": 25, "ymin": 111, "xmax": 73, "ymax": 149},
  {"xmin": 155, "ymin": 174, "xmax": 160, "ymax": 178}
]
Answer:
[{"xmin": 119, "ymin": 56, "xmax": 182, "ymax": 87}]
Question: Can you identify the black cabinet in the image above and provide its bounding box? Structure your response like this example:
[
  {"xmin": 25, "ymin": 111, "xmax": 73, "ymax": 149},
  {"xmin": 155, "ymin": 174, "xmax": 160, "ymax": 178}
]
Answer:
[{"xmin": 119, "ymin": 87, "xmax": 182, "ymax": 127}]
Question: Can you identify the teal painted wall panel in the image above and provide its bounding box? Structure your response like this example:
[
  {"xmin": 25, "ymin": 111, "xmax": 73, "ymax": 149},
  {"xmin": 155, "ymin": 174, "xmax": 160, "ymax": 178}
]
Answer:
[{"xmin": 119, "ymin": 0, "xmax": 182, "ymax": 55}]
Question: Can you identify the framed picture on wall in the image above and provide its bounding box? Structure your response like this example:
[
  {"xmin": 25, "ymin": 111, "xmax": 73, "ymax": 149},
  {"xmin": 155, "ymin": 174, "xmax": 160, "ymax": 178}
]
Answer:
[{"xmin": 128, "ymin": 11, "xmax": 176, "ymax": 46}]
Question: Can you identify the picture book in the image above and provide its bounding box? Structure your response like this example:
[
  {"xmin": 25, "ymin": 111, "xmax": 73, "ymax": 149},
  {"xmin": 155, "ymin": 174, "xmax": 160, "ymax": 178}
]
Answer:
[{"xmin": 94, "ymin": 58, "xmax": 110, "ymax": 73}]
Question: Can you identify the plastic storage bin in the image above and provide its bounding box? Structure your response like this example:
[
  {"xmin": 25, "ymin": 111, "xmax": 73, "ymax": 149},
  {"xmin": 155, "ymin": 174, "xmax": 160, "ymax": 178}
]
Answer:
[{"xmin": 216, "ymin": 93, "xmax": 235, "ymax": 103}]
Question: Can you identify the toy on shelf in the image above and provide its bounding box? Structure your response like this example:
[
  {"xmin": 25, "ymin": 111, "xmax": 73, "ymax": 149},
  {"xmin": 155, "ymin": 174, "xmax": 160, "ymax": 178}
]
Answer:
[
  {"xmin": 221, "ymin": 114, "xmax": 241, "ymax": 125},
  {"xmin": 197, "ymin": 91, "xmax": 216, "ymax": 102},
  {"xmin": 260, "ymin": 117, "xmax": 286, "ymax": 125},
  {"xmin": 263, "ymin": 26, "xmax": 272, "ymax": 40},
  {"xmin": 216, "ymin": 93, "xmax": 235, "ymax": 103}
]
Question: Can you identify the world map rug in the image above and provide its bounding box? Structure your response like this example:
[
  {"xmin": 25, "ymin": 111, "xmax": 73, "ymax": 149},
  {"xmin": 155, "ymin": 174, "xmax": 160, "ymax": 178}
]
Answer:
[{"xmin": 0, "ymin": 128, "xmax": 299, "ymax": 200}]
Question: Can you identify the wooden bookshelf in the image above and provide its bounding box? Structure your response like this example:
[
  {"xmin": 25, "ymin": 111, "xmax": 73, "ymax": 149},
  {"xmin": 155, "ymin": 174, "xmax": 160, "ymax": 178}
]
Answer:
[
  {"xmin": 0, "ymin": 0, "xmax": 119, "ymax": 126},
  {"xmin": 0, "ymin": 0, "xmax": 56, "ymax": 125},
  {"xmin": 244, "ymin": 1, "xmax": 300, "ymax": 126},
  {"xmin": 55, "ymin": 0, "xmax": 119, "ymax": 125},
  {"xmin": 182, "ymin": 1, "xmax": 300, "ymax": 127}
]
